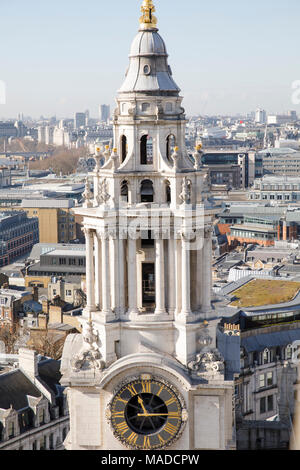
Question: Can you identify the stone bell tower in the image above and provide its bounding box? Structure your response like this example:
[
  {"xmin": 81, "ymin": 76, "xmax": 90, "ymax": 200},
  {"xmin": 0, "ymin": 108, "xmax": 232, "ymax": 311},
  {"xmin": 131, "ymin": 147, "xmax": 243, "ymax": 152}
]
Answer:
[{"xmin": 61, "ymin": 0, "xmax": 235, "ymax": 451}]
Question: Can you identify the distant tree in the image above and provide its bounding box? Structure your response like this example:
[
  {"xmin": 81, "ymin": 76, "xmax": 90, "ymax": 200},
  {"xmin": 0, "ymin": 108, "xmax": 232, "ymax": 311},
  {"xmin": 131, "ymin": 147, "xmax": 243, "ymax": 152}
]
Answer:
[
  {"xmin": 29, "ymin": 148, "xmax": 87, "ymax": 175},
  {"xmin": 27, "ymin": 329, "xmax": 69, "ymax": 360},
  {"xmin": 0, "ymin": 324, "xmax": 20, "ymax": 354}
]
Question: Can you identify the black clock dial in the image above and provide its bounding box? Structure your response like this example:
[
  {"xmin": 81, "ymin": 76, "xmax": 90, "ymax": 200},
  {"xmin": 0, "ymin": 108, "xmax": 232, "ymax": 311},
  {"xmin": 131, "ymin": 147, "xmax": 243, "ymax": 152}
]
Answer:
[
  {"xmin": 125, "ymin": 392, "xmax": 168, "ymax": 434},
  {"xmin": 110, "ymin": 379, "xmax": 183, "ymax": 450}
]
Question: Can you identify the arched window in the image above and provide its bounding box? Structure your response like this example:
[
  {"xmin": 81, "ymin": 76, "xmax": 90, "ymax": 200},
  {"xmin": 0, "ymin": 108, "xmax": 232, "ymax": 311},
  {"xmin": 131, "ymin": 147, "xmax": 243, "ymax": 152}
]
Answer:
[
  {"xmin": 120, "ymin": 180, "xmax": 129, "ymax": 203},
  {"xmin": 165, "ymin": 180, "xmax": 171, "ymax": 203},
  {"xmin": 141, "ymin": 180, "xmax": 154, "ymax": 203},
  {"xmin": 166, "ymin": 134, "xmax": 176, "ymax": 162},
  {"xmin": 286, "ymin": 344, "xmax": 293, "ymax": 360},
  {"xmin": 140, "ymin": 135, "xmax": 153, "ymax": 165},
  {"xmin": 262, "ymin": 348, "xmax": 272, "ymax": 364},
  {"xmin": 121, "ymin": 135, "xmax": 127, "ymax": 163}
]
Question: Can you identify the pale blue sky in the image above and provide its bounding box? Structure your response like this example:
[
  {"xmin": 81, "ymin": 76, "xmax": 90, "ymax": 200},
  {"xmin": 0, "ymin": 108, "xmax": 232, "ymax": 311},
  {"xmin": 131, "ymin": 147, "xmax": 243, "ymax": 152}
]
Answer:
[{"xmin": 0, "ymin": 0, "xmax": 299, "ymax": 118}]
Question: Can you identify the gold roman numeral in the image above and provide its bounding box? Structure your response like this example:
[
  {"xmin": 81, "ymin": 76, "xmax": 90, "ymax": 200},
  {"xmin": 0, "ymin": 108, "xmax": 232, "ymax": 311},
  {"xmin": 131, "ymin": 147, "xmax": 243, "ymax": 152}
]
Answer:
[
  {"xmin": 143, "ymin": 436, "xmax": 151, "ymax": 449},
  {"xmin": 116, "ymin": 421, "xmax": 129, "ymax": 435},
  {"xmin": 156, "ymin": 384, "xmax": 164, "ymax": 396},
  {"xmin": 165, "ymin": 396, "xmax": 176, "ymax": 406},
  {"xmin": 117, "ymin": 396, "xmax": 128, "ymax": 404},
  {"xmin": 127, "ymin": 432, "xmax": 138, "ymax": 445},
  {"xmin": 141, "ymin": 381, "xmax": 151, "ymax": 393},
  {"xmin": 164, "ymin": 422, "xmax": 177, "ymax": 435},
  {"xmin": 168, "ymin": 411, "xmax": 180, "ymax": 419},
  {"xmin": 112, "ymin": 411, "xmax": 125, "ymax": 419},
  {"xmin": 157, "ymin": 434, "xmax": 166, "ymax": 445},
  {"xmin": 126, "ymin": 383, "xmax": 138, "ymax": 396}
]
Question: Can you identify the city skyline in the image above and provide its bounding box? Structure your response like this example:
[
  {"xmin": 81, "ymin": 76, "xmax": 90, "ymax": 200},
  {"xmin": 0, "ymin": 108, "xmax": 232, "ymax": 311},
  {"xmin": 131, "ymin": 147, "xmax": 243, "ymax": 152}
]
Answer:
[{"xmin": 0, "ymin": 0, "xmax": 300, "ymax": 119}]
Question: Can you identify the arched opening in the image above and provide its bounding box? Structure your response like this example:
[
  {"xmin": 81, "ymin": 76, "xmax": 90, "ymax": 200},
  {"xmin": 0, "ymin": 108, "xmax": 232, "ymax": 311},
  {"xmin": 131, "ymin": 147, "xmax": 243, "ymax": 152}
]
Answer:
[
  {"xmin": 166, "ymin": 134, "xmax": 176, "ymax": 162},
  {"xmin": 140, "ymin": 179, "xmax": 154, "ymax": 203},
  {"xmin": 121, "ymin": 135, "xmax": 127, "ymax": 163},
  {"xmin": 165, "ymin": 180, "xmax": 171, "ymax": 203},
  {"xmin": 120, "ymin": 180, "xmax": 129, "ymax": 203},
  {"xmin": 140, "ymin": 135, "xmax": 153, "ymax": 165}
]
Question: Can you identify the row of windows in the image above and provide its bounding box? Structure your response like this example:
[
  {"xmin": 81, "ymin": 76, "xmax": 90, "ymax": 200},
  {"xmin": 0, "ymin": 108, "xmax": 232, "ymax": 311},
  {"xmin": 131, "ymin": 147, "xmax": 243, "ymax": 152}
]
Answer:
[
  {"xmin": 120, "ymin": 134, "xmax": 176, "ymax": 165},
  {"xmin": 120, "ymin": 178, "xmax": 191, "ymax": 204}
]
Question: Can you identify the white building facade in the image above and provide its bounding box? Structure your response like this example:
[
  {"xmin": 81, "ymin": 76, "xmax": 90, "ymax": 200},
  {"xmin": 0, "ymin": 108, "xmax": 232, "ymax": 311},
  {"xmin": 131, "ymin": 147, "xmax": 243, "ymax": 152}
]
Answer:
[{"xmin": 61, "ymin": 0, "xmax": 235, "ymax": 451}]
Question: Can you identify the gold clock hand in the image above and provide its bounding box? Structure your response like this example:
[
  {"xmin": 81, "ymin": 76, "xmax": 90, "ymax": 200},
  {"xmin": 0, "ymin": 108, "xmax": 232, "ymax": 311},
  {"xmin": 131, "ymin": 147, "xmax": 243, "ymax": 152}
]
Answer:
[
  {"xmin": 137, "ymin": 396, "xmax": 148, "ymax": 415},
  {"xmin": 137, "ymin": 413, "xmax": 169, "ymax": 417}
]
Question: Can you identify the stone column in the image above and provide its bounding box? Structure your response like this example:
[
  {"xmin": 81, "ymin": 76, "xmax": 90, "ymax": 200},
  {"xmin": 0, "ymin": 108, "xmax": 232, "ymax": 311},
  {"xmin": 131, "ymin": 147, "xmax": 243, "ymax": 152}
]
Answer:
[
  {"xmin": 85, "ymin": 228, "xmax": 95, "ymax": 311},
  {"xmin": 110, "ymin": 236, "xmax": 119, "ymax": 313},
  {"xmin": 101, "ymin": 233, "xmax": 111, "ymax": 315},
  {"xmin": 127, "ymin": 237, "xmax": 139, "ymax": 315},
  {"xmin": 181, "ymin": 235, "xmax": 191, "ymax": 315},
  {"xmin": 94, "ymin": 231, "xmax": 101, "ymax": 310},
  {"xmin": 175, "ymin": 238, "xmax": 182, "ymax": 315},
  {"xmin": 154, "ymin": 238, "xmax": 166, "ymax": 314},
  {"xmin": 202, "ymin": 227, "xmax": 212, "ymax": 311},
  {"xmin": 119, "ymin": 238, "xmax": 126, "ymax": 315},
  {"xmin": 168, "ymin": 238, "xmax": 176, "ymax": 315}
]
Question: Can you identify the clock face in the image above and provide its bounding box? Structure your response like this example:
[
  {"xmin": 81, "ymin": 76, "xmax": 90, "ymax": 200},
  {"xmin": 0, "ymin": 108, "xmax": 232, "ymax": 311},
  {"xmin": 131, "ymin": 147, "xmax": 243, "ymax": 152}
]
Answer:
[{"xmin": 110, "ymin": 378, "xmax": 184, "ymax": 450}]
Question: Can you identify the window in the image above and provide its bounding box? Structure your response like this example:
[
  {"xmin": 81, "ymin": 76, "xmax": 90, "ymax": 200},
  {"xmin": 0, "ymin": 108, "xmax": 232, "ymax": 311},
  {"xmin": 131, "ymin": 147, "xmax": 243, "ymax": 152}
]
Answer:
[
  {"xmin": 266, "ymin": 372, "xmax": 273, "ymax": 386},
  {"xmin": 259, "ymin": 374, "xmax": 265, "ymax": 388},
  {"xmin": 165, "ymin": 180, "xmax": 171, "ymax": 203},
  {"xmin": 8, "ymin": 421, "xmax": 15, "ymax": 438},
  {"xmin": 143, "ymin": 65, "xmax": 151, "ymax": 75},
  {"xmin": 165, "ymin": 102, "xmax": 173, "ymax": 112},
  {"xmin": 140, "ymin": 180, "xmax": 154, "ymax": 203},
  {"xmin": 286, "ymin": 344, "xmax": 293, "ymax": 360},
  {"xmin": 140, "ymin": 135, "xmax": 153, "ymax": 165},
  {"xmin": 260, "ymin": 397, "xmax": 266, "ymax": 414},
  {"xmin": 121, "ymin": 135, "xmax": 127, "ymax": 163},
  {"xmin": 141, "ymin": 102, "xmax": 150, "ymax": 112},
  {"xmin": 66, "ymin": 290, "xmax": 72, "ymax": 296},
  {"xmin": 120, "ymin": 180, "xmax": 129, "ymax": 203},
  {"xmin": 38, "ymin": 407, "xmax": 45, "ymax": 425},
  {"xmin": 267, "ymin": 395, "xmax": 274, "ymax": 411}
]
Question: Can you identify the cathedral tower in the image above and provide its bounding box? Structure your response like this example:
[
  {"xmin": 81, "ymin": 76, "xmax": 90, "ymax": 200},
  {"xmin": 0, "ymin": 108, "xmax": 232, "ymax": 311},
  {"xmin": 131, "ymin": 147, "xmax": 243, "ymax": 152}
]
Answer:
[{"xmin": 61, "ymin": 1, "xmax": 235, "ymax": 450}]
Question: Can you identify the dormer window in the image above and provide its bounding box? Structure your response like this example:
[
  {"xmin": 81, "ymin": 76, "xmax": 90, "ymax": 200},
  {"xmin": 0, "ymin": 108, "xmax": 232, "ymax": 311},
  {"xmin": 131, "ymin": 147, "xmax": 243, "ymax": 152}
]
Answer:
[
  {"xmin": 8, "ymin": 421, "xmax": 15, "ymax": 438},
  {"xmin": 38, "ymin": 407, "xmax": 45, "ymax": 425}
]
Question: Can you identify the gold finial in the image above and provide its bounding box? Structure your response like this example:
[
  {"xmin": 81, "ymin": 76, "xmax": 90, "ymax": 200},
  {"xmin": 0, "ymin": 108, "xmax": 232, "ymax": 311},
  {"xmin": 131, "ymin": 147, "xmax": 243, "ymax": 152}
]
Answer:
[{"xmin": 139, "ymin": 0, "xmax": 157, "ymax": 29}]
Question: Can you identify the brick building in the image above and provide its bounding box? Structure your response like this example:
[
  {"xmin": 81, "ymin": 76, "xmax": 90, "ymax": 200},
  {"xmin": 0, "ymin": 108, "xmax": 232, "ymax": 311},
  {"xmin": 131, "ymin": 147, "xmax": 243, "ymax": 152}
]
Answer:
[{"xmin": 0, "ymin": 211, "xmax": 39, "ymax": 266}]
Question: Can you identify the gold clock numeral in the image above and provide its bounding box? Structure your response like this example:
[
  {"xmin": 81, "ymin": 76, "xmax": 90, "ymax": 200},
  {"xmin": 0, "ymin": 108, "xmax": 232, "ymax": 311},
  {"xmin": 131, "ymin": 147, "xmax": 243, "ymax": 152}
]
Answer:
[
  {"xmin": 165, "ymin": 396, "xmax": 176, "ymax": 406},
  {"xmin": 116, "ymin": 421, "xmax": 129, "ymax": 435},
  {"xmin": 141, "ymin": 381, "xmax": 151, "ymax": 393},
  {"xmin": 157, "ymin": 434, "xmax": 166, "ymax": 445},
  {"xmin": 164, "ymin": 422, "xmax": 178, "ymax": 435},
  {"xmin": 127, "ymin": 384, "xmax": 138, "ymax": 396},
  {"xmin": 117, "ymin": 396, "xmax": 128, "ymax": 404},
  {"xmin": 156, "ymin": 384, "xmax": 164, "ymax": 396},
  {"xmin": 143, "ymin": 436, "xmax": 151, "ymax": 449},
  {"xmin": 168, "ymin": 411, "xmax": 180, "ymax": 419},
  {"xmin": 112, "ymin": 411, "xmax": 125, "ymax": 418},
  {"xmin": 127, "ymin": 432, "xmax": 138, "ymax": 445}
]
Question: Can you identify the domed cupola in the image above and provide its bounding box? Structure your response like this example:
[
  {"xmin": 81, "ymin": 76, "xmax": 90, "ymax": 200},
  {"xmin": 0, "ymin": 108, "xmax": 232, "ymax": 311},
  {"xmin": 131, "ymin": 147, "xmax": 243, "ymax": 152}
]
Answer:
[{"xmin": 118, "ymin": 0, "xmax": 180, "ymax": 96}]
